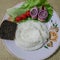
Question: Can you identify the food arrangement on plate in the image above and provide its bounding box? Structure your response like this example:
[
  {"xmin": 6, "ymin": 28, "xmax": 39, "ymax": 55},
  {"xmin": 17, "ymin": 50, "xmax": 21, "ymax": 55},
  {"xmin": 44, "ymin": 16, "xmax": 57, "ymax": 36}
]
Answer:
[{"xmin": 0, "ymin": 0, "xmax": 60, "ymax": 59}]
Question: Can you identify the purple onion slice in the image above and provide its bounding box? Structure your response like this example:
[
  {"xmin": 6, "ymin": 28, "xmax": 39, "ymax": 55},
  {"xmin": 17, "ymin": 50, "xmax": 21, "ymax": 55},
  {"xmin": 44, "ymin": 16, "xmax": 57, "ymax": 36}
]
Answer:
[
  {"xmin": 38, "ymin": 6, "xmax": 48, "ymax": 21},
  {"xmin": 30, "ymin": 7, "xmax": 38, "ymax": 19}
]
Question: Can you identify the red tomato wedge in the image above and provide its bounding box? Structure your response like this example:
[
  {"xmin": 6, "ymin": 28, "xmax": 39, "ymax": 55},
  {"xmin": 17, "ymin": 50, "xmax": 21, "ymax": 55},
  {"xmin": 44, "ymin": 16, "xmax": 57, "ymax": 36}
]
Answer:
[
  {"xmin": 26, "ymin": 10, "xmax": 30, "ymax": 17},
  {"xmin": 15, "ymin": 16, "xmax": 22, "ymax": 22},
  {"xmin": 15, "ymin": 10, "xmax": 30, "ymax": 22}
]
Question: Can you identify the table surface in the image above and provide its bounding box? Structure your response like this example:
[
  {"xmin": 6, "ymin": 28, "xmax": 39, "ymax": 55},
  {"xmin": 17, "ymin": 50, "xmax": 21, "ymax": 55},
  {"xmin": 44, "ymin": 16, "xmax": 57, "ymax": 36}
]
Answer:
[{"xmin": 0, "ymin": 0, "xmax": 60, "ymax": 60}]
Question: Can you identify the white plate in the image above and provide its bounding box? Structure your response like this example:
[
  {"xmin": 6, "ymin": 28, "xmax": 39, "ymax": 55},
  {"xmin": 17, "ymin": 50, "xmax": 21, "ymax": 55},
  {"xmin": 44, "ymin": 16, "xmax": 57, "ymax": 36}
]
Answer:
[{"xmin": 2, "ymin": 2, "xmax": 60, "ymax": 60}]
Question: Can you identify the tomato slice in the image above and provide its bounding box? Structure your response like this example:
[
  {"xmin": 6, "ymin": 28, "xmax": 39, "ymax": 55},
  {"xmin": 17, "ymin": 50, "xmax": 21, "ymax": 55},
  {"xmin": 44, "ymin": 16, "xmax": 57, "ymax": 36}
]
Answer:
[
  {"xmin": 26, "ymin": 10, "xmax": 30, "ymax": 17},
  {"xmin": 15, "ymin": 16, "xmax": 22, "ymax": 22},
  {"xmin": 15, "ymin": 10, "xmax": 30, "ymax": 22},
  {"xmin": 20, "ymin": 13, "xmax": 27, "ymax": 19}
]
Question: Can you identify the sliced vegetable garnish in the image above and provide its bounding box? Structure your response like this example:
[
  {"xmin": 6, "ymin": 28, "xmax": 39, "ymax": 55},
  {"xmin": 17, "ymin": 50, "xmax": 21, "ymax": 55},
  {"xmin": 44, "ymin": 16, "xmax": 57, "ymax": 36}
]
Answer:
[
  {"xmin": 15, "ymin": 16, "xmax": 22, "ymax": 22},
  {"xmin": 15, "ymin": 10, "xmax": 30, "ymax": 22},
  {"xmin": 7, "ymin": 0, "xmax": 53, "ymax": 22},
  {"xmin": 38, "ymin": 6, "xmax": 48, "ymax": 21},
  {"xmin": 26, "ymin": 10, "xmax": 30, "ymax": 17},
  {"xmin": 7, "ymin": 8, "xmax": 27, "ymax": 19},
  {"xmin": 30, "ymin": 7, "xmax": 38, "ymax": 19}
]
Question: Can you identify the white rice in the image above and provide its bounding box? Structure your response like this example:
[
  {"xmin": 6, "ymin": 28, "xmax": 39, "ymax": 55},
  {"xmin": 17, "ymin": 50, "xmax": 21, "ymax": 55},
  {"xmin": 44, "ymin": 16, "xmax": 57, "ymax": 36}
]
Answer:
[{"xmin": 15, "ymin": 20, "xmax": 49, "ymax": 50}]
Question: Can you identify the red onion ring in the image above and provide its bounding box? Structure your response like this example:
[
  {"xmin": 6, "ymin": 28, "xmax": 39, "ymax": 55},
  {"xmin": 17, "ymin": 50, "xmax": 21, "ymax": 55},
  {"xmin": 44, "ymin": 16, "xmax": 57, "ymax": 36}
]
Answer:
[
  {"xmin": 30, "ymin": 7, "xmax": 38, "ymax": 19},
  {"xmin": 38, "ymin": 10, "xmax": 48, "ymax": 20}
]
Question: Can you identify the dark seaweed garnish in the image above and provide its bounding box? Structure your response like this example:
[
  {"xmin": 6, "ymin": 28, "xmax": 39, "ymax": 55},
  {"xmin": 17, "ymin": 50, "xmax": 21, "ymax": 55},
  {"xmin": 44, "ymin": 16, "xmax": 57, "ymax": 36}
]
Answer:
[{"xmin": 0, "ymin": 20, "xmax": 17, "ymax": 40}]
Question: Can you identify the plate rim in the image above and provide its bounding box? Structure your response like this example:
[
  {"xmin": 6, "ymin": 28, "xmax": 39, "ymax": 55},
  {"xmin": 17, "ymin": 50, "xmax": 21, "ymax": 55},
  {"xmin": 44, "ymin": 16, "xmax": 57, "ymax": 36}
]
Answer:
[{"xmin": 2, "ymin": 2, "xmax": 60, "ymax": 60}]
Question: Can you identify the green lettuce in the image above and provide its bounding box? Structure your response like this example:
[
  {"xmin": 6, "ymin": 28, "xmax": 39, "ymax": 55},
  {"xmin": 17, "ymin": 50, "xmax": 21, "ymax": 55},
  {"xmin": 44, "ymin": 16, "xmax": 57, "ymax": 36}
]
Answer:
[
  {"xmin": 7, "ymin": 8, "xmax": 27, "ymax": 19},
  {"xmin": 21, "ymin": 0, "xmax": 47, "ymax": 9},
  {"xmin": 7, "ymin": 0, "xmax": 53, "ymax": 22}
]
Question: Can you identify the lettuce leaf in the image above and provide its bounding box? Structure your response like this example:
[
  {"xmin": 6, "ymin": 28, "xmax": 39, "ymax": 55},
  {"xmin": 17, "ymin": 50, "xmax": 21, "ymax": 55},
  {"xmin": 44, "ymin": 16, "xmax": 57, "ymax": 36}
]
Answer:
[
  {"xmin": 21, "ymin": 0, "xmax": 47, "ymax": 9},
  {"xmin": 7, "ymin": 0, "xmax": 53, "ymax": 22},
  {"xmin": 7, "ymin": 8, "xmax": 27, "ymax": 19}
]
